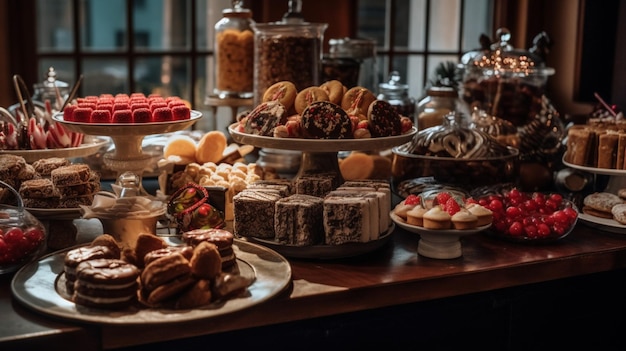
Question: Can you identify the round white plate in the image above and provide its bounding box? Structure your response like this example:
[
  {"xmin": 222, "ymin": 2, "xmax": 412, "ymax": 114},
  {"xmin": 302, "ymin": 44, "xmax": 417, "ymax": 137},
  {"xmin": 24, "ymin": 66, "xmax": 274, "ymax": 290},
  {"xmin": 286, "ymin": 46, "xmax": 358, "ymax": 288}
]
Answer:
[
  {"xmin": 390, "ymin": 211, "xmax": 490, "ymax": 259},
  {"xmin": 229, "ymin": 123, "xmax": 416, "ymax": 152},
  {"xmin": 244, "ymin": 224, "xmax": 394, "ymax": 260},
  {"xmin": 562, "ymin": 158, "xmax": 626, "ymax": 177},
  {"xmin": 578, "ymin": 212, "xmax": 626, "ymax": 234},
  {"xmin": 0, "ymin": 137, "xmax": 109, "ymax": 163},
  {"xmin": 11, "ymin": 239, "xmax": 291, "ymax": 325}
]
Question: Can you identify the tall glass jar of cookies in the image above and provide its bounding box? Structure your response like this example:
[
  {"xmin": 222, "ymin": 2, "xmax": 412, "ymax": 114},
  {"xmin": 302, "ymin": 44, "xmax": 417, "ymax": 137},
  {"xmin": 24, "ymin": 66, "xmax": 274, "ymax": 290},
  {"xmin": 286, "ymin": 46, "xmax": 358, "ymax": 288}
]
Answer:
[
  {"xmin": 214, "ymin": 0, "xmax": 254, "ymax": 98},
  {"xmin": 251, "ymin": 17, "xmax": 327, "ymax": 106}
]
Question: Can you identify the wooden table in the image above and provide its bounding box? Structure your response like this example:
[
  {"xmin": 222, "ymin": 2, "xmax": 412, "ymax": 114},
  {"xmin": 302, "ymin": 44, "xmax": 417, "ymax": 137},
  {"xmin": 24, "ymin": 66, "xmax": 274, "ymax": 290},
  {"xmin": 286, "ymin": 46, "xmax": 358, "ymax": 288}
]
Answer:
[{"xmin": 2, "ymin": 221, "xmax": 626, "ymax": 350}]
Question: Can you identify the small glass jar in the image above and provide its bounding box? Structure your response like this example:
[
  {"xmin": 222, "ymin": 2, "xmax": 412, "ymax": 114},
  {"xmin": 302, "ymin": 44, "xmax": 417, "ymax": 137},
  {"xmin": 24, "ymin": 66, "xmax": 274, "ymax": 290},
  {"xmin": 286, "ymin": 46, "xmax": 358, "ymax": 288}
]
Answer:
[
  {"xmin": 213, "ymin": 0, "xmax": 254, "ymax": 98},
  {"xmin": 377, "ymin": 71, "xmax": 415, "ymax": 120},
  {"xmin": 416, "ymin": 86, "xmax": 468, "ymax": 130}
]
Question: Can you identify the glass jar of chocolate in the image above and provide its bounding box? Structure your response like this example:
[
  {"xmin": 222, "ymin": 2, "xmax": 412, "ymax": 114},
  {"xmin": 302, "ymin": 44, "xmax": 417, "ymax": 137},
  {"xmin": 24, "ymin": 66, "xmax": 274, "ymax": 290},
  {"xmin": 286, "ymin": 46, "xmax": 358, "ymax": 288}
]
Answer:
[
  {"xmin": 214, "ymin": 0, "xmax": 254, "ymax": 98},
  {"xmin": 416, "ymin": 86, "xmax": 467, "ymax": 130},
  {"xmin": 251, "ymin": 15, "xmax": 327, "ymax": 106}
]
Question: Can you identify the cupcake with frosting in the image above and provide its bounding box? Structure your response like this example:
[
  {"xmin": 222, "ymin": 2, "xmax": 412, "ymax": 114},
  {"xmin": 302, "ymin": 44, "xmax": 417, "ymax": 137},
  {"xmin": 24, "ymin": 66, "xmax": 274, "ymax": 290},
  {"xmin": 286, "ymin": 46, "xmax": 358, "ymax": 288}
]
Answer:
[
  {"xmin": 466, "ymin": 203, "xmax": 493, "ymax": 226},
  {"xmin": 451, "ymin": 209, "xmax": 478, "ymax": 230}
]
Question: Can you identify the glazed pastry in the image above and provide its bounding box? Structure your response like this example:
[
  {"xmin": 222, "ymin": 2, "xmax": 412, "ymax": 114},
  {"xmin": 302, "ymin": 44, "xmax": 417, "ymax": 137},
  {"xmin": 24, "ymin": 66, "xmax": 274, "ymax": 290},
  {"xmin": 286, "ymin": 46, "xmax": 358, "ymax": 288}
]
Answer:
[
  {"xmin": 294, "ymin": 86, "xmax": 330, "ymax": 114},
  {"xmin": 367, "ymin": 100, "xmax": 402, "ymax": 137},
  {"xmin": 341, "ymin": 86, "xmax": 376, "ymax": 119},
  {"xmin": 262, "ymin": 80, "xmax": 298, "ymax": 111},
  {"xmin": 320, "ymin": 80, "xmax": 345, "ymax": 104},
  {"xmin": 300, "ymin": 101, "xmax": 353, "ymax": 139}
]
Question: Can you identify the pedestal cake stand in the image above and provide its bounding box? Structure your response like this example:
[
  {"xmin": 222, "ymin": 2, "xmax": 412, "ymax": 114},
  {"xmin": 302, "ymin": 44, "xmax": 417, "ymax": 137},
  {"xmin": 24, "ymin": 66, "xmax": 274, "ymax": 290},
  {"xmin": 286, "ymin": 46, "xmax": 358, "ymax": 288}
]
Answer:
[
  {"xmin": 228, "ymin": 123, "xmax": 417, "ymax": 259},
  {"xmin": 53, "ymin": 111, "xmax": 202, "ymax": 194},
  {"xmin": 228, "ymin": 123, "xmax": 417, "ymax": 183}
]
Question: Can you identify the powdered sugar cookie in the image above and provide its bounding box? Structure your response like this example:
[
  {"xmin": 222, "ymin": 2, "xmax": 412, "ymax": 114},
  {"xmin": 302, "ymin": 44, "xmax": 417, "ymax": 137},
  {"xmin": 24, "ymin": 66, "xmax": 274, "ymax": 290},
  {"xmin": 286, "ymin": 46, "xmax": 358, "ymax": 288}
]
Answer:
[{"xmin": 612, "ymin": 203, "xmax": 626, "ymax": 224}]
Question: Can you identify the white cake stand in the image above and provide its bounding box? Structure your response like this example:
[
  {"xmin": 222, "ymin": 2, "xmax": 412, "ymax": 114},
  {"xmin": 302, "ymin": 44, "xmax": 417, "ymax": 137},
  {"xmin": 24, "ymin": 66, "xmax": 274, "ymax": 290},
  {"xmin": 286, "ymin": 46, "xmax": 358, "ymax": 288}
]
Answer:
[
  {"xmin": 52, "ymin": 111, "xmax": 202, "ymax": 194},
  {"xmin": 228, "ymin": 123, "xmax": 417, "ymax": 182}
]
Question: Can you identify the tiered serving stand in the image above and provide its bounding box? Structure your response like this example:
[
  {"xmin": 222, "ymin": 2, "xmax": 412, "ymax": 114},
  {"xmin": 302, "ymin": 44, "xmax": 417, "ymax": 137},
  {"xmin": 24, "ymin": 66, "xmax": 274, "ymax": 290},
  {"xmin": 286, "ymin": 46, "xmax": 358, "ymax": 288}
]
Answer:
[
  {"xmin": 563, "ymin": 158, "xmax": 626, "ymax": 234},
  {"xmin": 228, "ymin": 123, "xmax": 417, "ymax": 259}
]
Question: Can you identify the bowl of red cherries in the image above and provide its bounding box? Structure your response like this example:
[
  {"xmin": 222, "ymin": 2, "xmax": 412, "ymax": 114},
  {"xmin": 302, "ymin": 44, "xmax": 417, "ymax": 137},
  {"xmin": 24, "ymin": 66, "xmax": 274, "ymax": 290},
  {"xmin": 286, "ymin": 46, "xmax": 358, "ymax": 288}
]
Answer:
[
  {"xmin": 472, "ymin": 185, "xmax": 578, "ymax": 243},
  {"xmin": 0, "ymin": 181, "xmax": 46, "ymax": 274}
]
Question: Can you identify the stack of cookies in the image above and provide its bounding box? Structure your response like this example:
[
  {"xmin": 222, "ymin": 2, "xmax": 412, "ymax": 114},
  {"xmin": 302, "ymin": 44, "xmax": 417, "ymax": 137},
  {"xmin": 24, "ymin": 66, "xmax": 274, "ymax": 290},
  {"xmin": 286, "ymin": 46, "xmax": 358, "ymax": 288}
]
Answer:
[{"xmin": 4, "ymin": 157, "xmax": 101, "ymax": 209}]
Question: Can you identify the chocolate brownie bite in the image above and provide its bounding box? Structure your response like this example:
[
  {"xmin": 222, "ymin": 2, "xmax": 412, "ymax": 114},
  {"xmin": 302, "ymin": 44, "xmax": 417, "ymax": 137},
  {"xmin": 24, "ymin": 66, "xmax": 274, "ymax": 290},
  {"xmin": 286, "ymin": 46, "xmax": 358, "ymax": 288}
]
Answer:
[{"xmin": 301, "ymin": 101, "xmax": 353, "ymax": 139}]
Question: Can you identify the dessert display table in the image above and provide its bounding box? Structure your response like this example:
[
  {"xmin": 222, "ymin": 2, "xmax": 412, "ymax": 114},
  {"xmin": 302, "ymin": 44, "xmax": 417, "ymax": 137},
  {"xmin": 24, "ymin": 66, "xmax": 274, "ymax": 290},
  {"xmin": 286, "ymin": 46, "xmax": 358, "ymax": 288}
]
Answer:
[{"xmin": 3, "ymin": 220, "xmax": 626, "ymax": 350}]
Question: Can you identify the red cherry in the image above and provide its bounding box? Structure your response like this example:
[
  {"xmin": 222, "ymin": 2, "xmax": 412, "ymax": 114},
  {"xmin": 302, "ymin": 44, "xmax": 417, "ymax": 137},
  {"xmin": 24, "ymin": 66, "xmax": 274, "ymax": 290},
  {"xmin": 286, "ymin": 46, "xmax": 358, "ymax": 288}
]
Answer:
[
  {"xmin": 537, "ymin": 223, "xmax": 551, "ymax": 237},
  {"xmin": 509, "ymin": 221, "xmax": 524, "ymax": 236},
  {"xmin": 505, "ymin": 206, "xmax": 523, "ymax": 219},
  {"xmin": 4, "ymin": 227, "xmax": 25, "ymax": 246},
  {"xmin": 489, "ymin": 199, "xmax": 504, "ymax": 212}
]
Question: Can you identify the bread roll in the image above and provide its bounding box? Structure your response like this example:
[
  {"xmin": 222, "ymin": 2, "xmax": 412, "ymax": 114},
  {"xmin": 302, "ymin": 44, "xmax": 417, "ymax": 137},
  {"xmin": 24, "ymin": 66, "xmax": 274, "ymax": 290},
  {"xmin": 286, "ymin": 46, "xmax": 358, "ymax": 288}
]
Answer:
[
  {"xmin": 163, "ymin": 135, "xmax": 197, "ymax": 164},
  {"xmin": 195, "ymin": 131, "xmax": 227, "ymax": 164}
]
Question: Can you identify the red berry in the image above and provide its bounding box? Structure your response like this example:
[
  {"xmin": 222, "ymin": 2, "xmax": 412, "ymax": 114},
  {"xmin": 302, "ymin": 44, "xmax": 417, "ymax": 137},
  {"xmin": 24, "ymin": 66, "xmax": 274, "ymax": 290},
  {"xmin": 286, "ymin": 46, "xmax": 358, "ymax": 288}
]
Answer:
[
  {"xmin": 505, "ymin": 206, "xmax": 523, "ymax": 219},
  {"xmin": 489, "ymin": 199, "xmax": 504, "ymax": 212},
  {"xmin": 509, "ymin": 221, "xmax": 524, "ymax": 236},
  {"xmin": 537, "ymin": 223, "xmax": 551, "ymax": 237},
  {"xmin": 404, "ymin": 194, "xmax": 421, "ymax": 206},
  {"xmin": 444, "ymin": 197, "xmax": 461, "ymax": 215},
  {"xmin": 4, "ymin": 227, "xmax": 25, "ymax": 245},
  {"xmin": 435, "ymin": 192, "xmax": 452, "ymax": 206}
]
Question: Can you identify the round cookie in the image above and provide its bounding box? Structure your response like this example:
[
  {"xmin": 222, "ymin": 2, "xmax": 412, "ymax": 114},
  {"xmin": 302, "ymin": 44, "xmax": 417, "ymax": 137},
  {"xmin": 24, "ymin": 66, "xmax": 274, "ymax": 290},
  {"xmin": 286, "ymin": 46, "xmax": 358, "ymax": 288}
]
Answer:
[
  {"xmin": 64, "ymin": 245, "xmax": 119, "ymax": 294},
  {"xmin": 583, "ymin": 192, "xmax": 623, "ymax": 212},
  {"xmin": 618, "ymin": 188, "xmax": 626, "ymax": 200},
  {"xmin": 341, "ymin": 86, "xmax": 376, "ymax": 118},
  {"xmin": 195, "ymin": 131, "xmax": 227, "ymax": 164},
  {"xmin": 294, "ymin": 86, "xmax": 330, "ymax": 114},
  {"xmin": 243, "ymin": 100, "xmax": 288, "ymax": 136},
  {"xmin": 367, "ymin": 99, "xmax": 402, "ymax": 137},
  {"xmin": 73, "ymin": 258, "xmax": 140, "ymax": 310},
  {"xmin": 262, "ymin": 81, "xmax": 297, "ymax": 111},
  {"xmin": 300, "ymin": 101, "xmax": 353, "ymax": 139},
  {"xmin": 320, "ymin": 80, "xmax": 345, "ymax": 104},
  {"xmin": 612, "ymin": 204, "xmax": 626, "ymax": 224}
]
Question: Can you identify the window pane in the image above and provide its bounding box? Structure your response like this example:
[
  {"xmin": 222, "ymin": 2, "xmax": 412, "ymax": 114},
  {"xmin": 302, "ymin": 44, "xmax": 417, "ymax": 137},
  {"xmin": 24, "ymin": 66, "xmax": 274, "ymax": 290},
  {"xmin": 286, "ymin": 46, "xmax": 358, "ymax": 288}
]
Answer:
[
  {"xmin": 82, "ymin": 58, "xmax": 129, "ymax": 95},
  {"xmin": 133, "ymin": 0, "xmax": 191, "ymax": 51},
  {"xmin": 197, "ymin": 0, "xmax": 230, "ymax": 51},
  {"xmin": 134, "ymin": 56, "xmax": 191, "ymax": 99},
  {"xmin": 407, "ymin": 55, "xmax": 425, "ymax": 98},
  {"xmin": 406, "ymin": 0, "xmax": 426, "ymax": 51},
  {"xmin": 428, "ymin": 0, "xmax": 461, "ymax": 51},
  {"xmin": 462, "ymin": 0, "xmax": 493, "ymax": 51},
  {"xmin": 357, "ymin": 0, "xmax": 387, "ymax": 47},
  {"xmin": 81, "ymin": 0, "xmax": 127, "ymax": 51},
  {"xmin": 37, "ymin": 0, "xmax": 73, "ymax": 52},
  {"xmin": 38, "ymin": 59, "xmax": 76, "ymax": 90}
]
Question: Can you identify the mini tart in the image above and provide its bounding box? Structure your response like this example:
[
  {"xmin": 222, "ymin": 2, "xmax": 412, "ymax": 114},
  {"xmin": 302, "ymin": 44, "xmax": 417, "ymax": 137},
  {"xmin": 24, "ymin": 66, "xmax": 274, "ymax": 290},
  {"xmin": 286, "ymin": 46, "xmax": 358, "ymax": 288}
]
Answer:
[
  {"xmin": 466, "ymin": 203, "xmax": 493, "ymax": 227},
  {"xmin": 406, "ymin": 205, "xmax": 427, "ymax": 227},
  {"xmin": 451, "ymin": 209, "xmax": 478, "ymax": 230},
  {"xmin": 422, "ymin": 206, "xmax": 452, "ymax": 230}
]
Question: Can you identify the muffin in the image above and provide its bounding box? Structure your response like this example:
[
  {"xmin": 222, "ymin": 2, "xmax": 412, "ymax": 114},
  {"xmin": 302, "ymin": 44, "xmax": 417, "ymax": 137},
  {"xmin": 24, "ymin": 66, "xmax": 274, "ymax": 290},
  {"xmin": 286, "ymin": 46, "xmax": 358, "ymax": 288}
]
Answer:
[
  {"xmin": 422, "ymin": 206, "xmax": 452, "ymax": 229},
  {"xmin": 406, "ymin": 205, "xmax": 427, "ymax": 226},
  {"xmin": 451, "ymin": 209, "xmax": 478, "ymax": 230},
  {"xmin": 466, "ymin": 203, "xmax": 494, "ymax": 226}
]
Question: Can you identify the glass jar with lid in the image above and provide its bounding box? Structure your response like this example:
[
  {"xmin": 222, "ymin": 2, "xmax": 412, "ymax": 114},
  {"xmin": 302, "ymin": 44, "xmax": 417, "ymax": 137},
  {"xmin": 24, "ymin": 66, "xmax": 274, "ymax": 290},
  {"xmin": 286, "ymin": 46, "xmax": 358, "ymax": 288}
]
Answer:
[
  {"xmin": 214, "ymin": 0, "xmax": 254, "ymax": 98},
  {"xmin": 416, "ymin": 86, "xmax": 468, "ymax": 130},
  {"xmin": 251, "ymin": 1, "xmax": 327, "ymax": 106},
  {"xmin": 377, "ymin": 71, "xmax": 416, "ymax": 120}
]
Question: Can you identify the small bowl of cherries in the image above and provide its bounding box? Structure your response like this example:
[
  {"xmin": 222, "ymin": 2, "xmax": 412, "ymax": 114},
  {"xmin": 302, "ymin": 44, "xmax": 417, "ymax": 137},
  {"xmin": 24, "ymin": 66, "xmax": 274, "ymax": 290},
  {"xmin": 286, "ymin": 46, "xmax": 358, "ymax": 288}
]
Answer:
[
  {"xmin": 0, "ymin": 181, "xmax": 47, "ymax": 274},
  {"xmin": 473, "ymin": 186, "xmax": 579, "ymax": 243}
]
